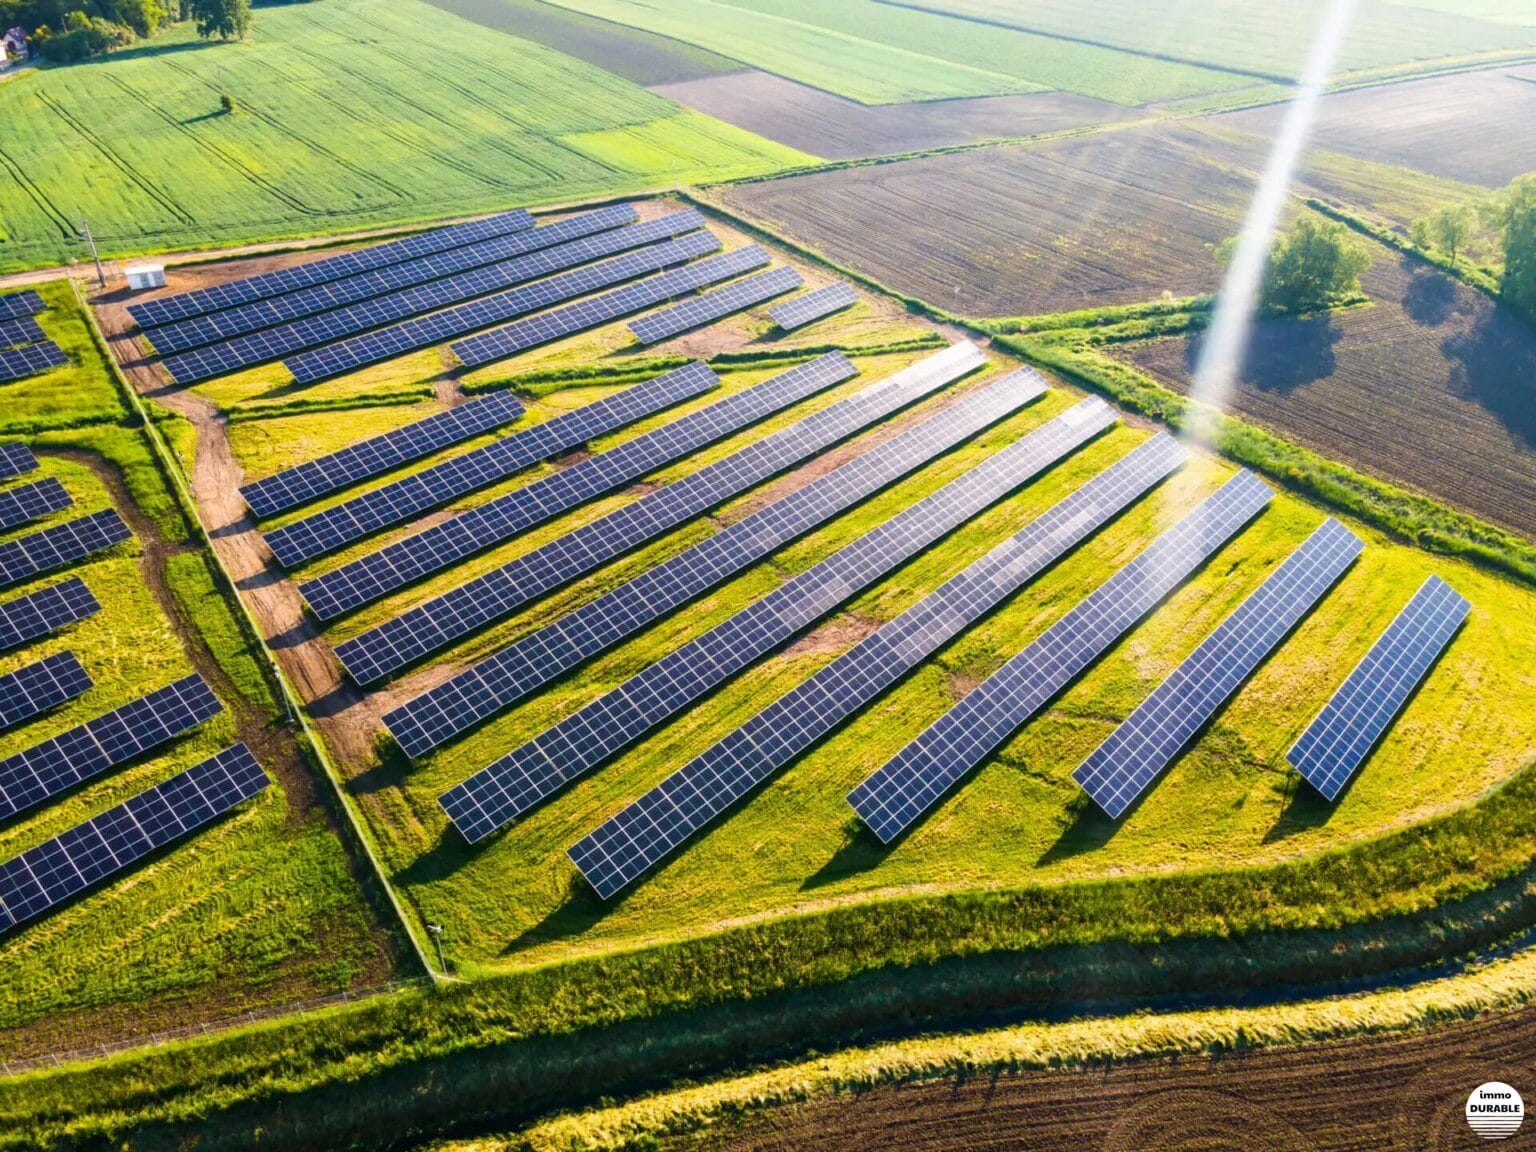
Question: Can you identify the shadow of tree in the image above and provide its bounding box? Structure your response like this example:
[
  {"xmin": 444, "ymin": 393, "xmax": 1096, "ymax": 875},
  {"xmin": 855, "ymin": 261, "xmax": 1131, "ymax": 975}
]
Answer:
[{"xmin": 1442, "ymin": 301, "xmax": 1536, "ymax": 451}]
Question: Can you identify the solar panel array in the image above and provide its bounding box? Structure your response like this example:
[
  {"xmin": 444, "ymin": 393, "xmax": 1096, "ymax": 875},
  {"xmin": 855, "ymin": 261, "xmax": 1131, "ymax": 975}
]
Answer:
[
  {"xmin": 0, "ymin": 478, "xmax": 71, "ymax": 532},
  {"xmin": 129, "ymin": 210, "xmax": 535, "ymax": 329},
  {"xmin": 165, "ymin": 213, "xmax": 709, "ymax": 384},
  {"xmin": 0, "ymin": 317, "xmax": 45, "ymax": 350},
  {"xmin": 0, "ymin": 509, "xmax": 131, "ymax": 589},
  {"xmin": 0, "ymin": 443, "xmax": 37, "ymax": 482},
  {"xmin": 627, "ymin": 265, "xmax": 803, "ymax": 345},
  {"xmin": 388, "ymin": 366, "xmax": 1050, "ymax": 760},
  {"xmin": 0, "ymin": 342, "xmax": 68, "ymax": 384},
  {"xmin": 148, "ymin": 206, "xmax": 639, "ymax": 354},
  {"xmin": 0, "ymin": 578, "xmax": 100, "ymax": 652},
  {"xmin": 0, "ymin": 292, "xmax": 45, "ymax": 321},
  {"xmin": 441, "ymin": 384, "xmax": 1105, "ymax": 843},
  {"xmin": 284, "ymin": 226, "xmax": 721, "ymax": 387},
  {"xmin": 304, "ymin": 353, "xmax": 853, "ymax": 621},
  {"xmin": 0, "ymin": 674, "xmax": 221, "ymax": 821},
  {"xmin": 450, "ymin": 244, "xmax": 774, "ymax": 371},
  {"xmin": 0, "ymin": 651, "xmax": 91, "ymax": 732},
  {"xmin": 240, "ymin": 390, "xmax": 526, "ymax": 520},
  {"xmin": 568, "ymin": 433, "xmax": 1186, "ymax": 897},
  {"xmin": 770, "ymin": 283, "xmax": 860, "ymax": 332},
  {"xmin": 847, "ymin": 469, "xmax": 1275, "ymax": 843},
  {"xmin": 272, "ymin": 361, "xmax": 719, "ymax": 575},
  {"xmin": 337, "ymin": 342, "xmax": 986, "ymax": 684},
  {"xmin": 1288, "ymin": 574, "xmax": 1469, "ymax": 800},
  {"xmin": 0, "ymin": 742, "xmax": 267, "ymax": 934}
]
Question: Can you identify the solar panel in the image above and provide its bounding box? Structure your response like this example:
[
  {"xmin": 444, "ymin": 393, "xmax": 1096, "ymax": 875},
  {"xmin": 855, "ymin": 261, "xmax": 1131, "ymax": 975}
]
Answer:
[
  {"xmin": 1288, "ymin": 573, "xmax": 1469, "ymax": 800},
  {"xmin": 128, "ymin": 210, "xmax": 535, "ymax": 329},
  {"xmin": 0, "ymin": 292, "xmax": 45, "ymax": 321},
  {"xmin": 627, "ymin": 266, "xmax": 803, "ymax": 345},
  {"xmin": 0, "ymin": 443, "xmax": 37, "ymax": 483},
  {"xmin": 449, "ymin": 244, "xmax": 774, "ymax": 372},
  {"xmin": 240, "ymin": 390, "xmax": 525, "ymax": 521},
  {"xmin": 0, "ymin": 742, "xmax": 267, "ymax": 935},
  {"xmin": 0, "ymin": 651, "xmax": 91, "ymax": 732},
  {"xmin": 0, "ymin": 478, "xmax": 72, "ymax": 532},
  {"xmin": 0, "ymin": 578, "xmax": 101, "ymax": 652},
  {"xmin": 271, "ymin": 361, "xmax": 719, "ymax": 575},
  {"xmin": 147, "ymin": 207, "xmax": 639, "ymax": 354},
  {"xmin": 0, "ymin": 341, "xmax": 68, "ymax": 384},
  {"xmin": 388, "ymin": 366, "xmax": 1053, "ymax": 760},
  {"xmin": 568, "ymin": 433, "xmax": 1187, "ymax": 897},
  {"xmin": 303, "ymin": 353, "xmax": 854, "ymax": 620},
  {"xmin": 0, "ymin": 317, "xmax": 45, "ymax": 350},
  {"xmin": 847, "ymin": 469, "xmax": 1275, "ymax": 843},
  {"xmin": 164, "ymin": 213, "xmax": 709, "ymax": 384},
  {"xmin": 336, "ymin": 342, "xmax": 987, "ymax": 685},
  {"xmin": 284, "ymin": 227, "xmax": 721, "ymax": 388},
  {"xmin": 0, "ymin": 509, "xmax": 131, "ymax": 589},
  {"xmin": 769, "ymin": 283, "xmax": 861, "ymax": 332},
  {"xmin": 440, "ymin": 386, "xmax": 1108, "ymax": 843},
  {"xmin": 0, "ymin": 674, "xmax": 221, "ymax": 821}
]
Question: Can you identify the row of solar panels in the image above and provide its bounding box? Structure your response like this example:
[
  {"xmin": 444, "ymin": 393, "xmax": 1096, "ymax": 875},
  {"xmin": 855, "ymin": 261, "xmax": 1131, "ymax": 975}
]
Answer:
[{"xmin": 0, "ymin": 294, "xmax": 68, "ymax": 384}]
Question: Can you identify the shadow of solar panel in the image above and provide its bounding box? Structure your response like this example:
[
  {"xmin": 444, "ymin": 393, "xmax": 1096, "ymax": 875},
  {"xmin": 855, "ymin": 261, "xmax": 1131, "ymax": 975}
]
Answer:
[
  {"xmin": 769, "ymin": 283, "xmax": 860, "ymax": 332},
  {"xmin": 0, "ymin": 578, "xmax": 100, "ymax": 652},
  {"xmin": 337, "ymin": 342, "xmax": 986, "ymax": 686},
  {"xmin": 240, "ymin": 391, "xmax": 525, "ymax": 520},
  {"xmin": 449, "ymin": 244, "xmax": 772, "ymax": 371},
  {"xmin": 442, "ymin": 381, "xmax": 1104, "ymax": 844},
  {"xmin": 848, "ymin": 469, "xmax": 1275, "ymax": 844},
  {"xmin": 165, "ymin": 213, "xmax": 709, "ymax": 384},
  {"xmin": 627, "ymin": 265, "xmax": 803, "ymax": 345},
  {"xmin": 1073, "ymin": 517, "xmax": 1363, "ymax": 819},
  {"xmin": 0, "ymin": 674, "xmax": 221, "ymax": 821},
  {"xmin": 305, "ymin": 354, "xmax": 852, "ymax": 622},
  {"xmin": 0, "ymin": 342, "xmax": 68, "ymax": 384},
  {"xmin": 0, "ymin": 651, "xmax": 91, "ymax": 732},
  {"xmin": 274, "ymin": 361, "xmax": 719, "ymax": 576},
  {"xmin": 569, "ymin": 433, "xmax": 1186, "ymax": 897},
  {"xmin": 282, "ymin": 224, "xmax": 718, "ymax": 388},
  {"xmin": 1288, "ymin": 574, "xmax": 1469, "ymax": 800},
  {"xmin": 0, "ymin": 478, "xmax": 71, "ymax": 532},
  {"xmin": 0, "ymin": 509, "xmax": 131, "ymax": 589},
  {"xmin": 0, "ymin": 293, "xmax": 45, "ymax": 321},
  {"xmin": 0, "ymin": 443, "xmax": 37, "ymax": 483},
  {"xmin": 128, "ymin": 210, "xmax": 534, "ymax": 329},
  {"xmin": 390, "ymin": 363, "xmax": 1049, "ymax": 760},
  {"xmin": 0, "ymin": 317, "xmax": 45, "ymax": 350},
  {"xmin": 149, "ymin": 206, "xmax": 639, "ymax": 354},
  {"xmin": 0, "ymin": 742, "xmax": 267, "ymax": 934}
]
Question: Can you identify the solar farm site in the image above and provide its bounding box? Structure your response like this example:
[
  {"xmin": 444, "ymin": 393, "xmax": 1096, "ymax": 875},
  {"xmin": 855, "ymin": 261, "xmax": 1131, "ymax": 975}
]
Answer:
[{"xmin": 1, "ymin": 0, "xmax": 1534, "ymax": 1146}]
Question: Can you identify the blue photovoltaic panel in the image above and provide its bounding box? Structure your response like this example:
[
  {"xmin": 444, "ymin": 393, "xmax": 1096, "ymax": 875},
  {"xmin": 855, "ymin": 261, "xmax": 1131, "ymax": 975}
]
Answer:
[
  {"xmin": 0, "ymin": 509, "xmax": 131, "ymax": 589},
  {"xmin": 1288, "ymin": 574, "xmax": 1469, "ymax": 800},
  {"xmin": 0, "ymin": 317, "xmax": 45, "ymax": 350},
  {"xmin": 284, "ymin": 225, "xmax": 720, "ymax": 387},
  {"xmin": 272, "ymin": 361, "xmax": 719, "ymax": 575},
  {"xmin": 627, "ymin": 265, "xmax": 803, "ymax": 345},
  {"xmin": 337, "ymin": 342, "xmax": 987, "ymax": 685},
  {"xmin": 0, "ymin": 478, "xmax": 72, "ymax": 532},
  {"xmin": 0, "ymin": 443, "xmax": 37, "ymax": 483},
  {"xmin": 0, "ymin": 674, "xmax": 222, "ymax": 821},
  {"xmin": 0, "ymin": 742, "xmax": 268, "ymax": 935},
  {"xmin": 440, "ymin": 385, "xmax": 1107, "ymax": 843},
  {"xmin": 0, "ymin": 651, "xmax": 91, "ymax": 732},
  {"xmin": 0, "ymin": 293, "xmax": 45, "ymax": 321},
  {"xmin": 303, "ymin": 354, "xmax": 853, "ymax": 620},
  {"xmin": 128, "ymin": 210, "xmax": 535, "ymax": 329},
  {"xmin": 0, "ymin": 342, "xmax": 68, "ymax": 384},
  {"xmin": 0, "ymin": 578, "xmax": 100, "ymax": 652},
  {"xmin": 164, "ymin": 213, "xmax": 709, "ymax": 384},
  {"xmin": 567, "ymin": 434, "xmax": 1186, "ymax": 897},
  {"xmin": 240, "ymin": 390, "xmax": 525, "ymax": 520},
  {"xmin": 769, "ymin": 283, "xmax": 860, "ymax": 332},
  {"xmin": 389, "ymin": 366, "xmax": 1054, "ymax": 759},
  {"xmin": 1074, "ymin": 517, "xmax": 1364, "ymax": 818},
  {"xmin": 450, "ymin": 244, "xmax": 773, "ymax": 371},
  {"xmin": 848, "ymin": 469, "xmax": 1275, "ymax": 844},
  {"xmin": 147, "ymin": 206, "xmax": 638, "ymax": 354}
]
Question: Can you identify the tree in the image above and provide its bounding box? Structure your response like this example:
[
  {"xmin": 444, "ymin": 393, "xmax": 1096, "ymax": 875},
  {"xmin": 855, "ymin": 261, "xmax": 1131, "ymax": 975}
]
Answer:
[
  {"xmin": 1411, "ymin": 203, "xmax": 1476, "ymax": 268},
  {"xmin": 220, "ymin": 91, "xmax": 235, "ymax": 113},
  {"xmin": 1500, "ymin": 176, "xmax": 1536, "ymax": 320},
  {"xmin": 1248, "ymin": 217, "xmax": 1372, "ymax": 314},
  {"xmin": 188, "ymin": 0, "xmax": 248, "ymax": 40}
]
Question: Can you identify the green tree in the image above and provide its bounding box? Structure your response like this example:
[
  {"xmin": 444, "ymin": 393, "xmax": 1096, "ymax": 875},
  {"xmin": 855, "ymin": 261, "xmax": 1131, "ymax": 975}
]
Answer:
[
  {"xmin": 1240, "ymin": 217, "xmax": 1372, "ymax": 314},
  {"xmin": 1499, "ymin": 176, "xmax": 1536, "ymax": 320},
  {"xmin": 188, "ymin": 0, "xmax": 248, "ymax": 40},
  {"xmin": 1411, "ymin": 203, "xmax": 1476, "ymax": 268}
]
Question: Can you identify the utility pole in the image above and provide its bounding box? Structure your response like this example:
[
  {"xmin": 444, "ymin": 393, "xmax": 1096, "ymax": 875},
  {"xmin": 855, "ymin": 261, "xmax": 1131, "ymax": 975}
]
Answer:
[{"xmin": 79, "ymin": 218, "xmax": 106, "ymax": 288}]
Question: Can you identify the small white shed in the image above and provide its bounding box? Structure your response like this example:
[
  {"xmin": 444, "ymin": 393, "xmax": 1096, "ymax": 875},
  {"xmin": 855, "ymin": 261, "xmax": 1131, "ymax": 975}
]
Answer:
[{"xmin": 125, "ymin": 263, "xmax": 167, "ymax": 291}]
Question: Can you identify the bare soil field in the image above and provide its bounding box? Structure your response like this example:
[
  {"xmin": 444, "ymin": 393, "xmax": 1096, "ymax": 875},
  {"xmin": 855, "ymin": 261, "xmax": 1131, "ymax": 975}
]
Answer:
[
  {"xmin": 691, "ymin": 1005, "xmax": 1536, "ymax": 1151},
  {"xmin": 652, "ymin": 71, "xmax": 1137, "ymax": 160},
  {"xmin": 1115, "ymin": 249, "xmax": 1536, "ymax": 540}
]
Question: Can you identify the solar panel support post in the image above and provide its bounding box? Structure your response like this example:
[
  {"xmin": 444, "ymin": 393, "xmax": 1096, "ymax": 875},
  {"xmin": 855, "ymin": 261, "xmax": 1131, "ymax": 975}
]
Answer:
[{"xmin": 78, "ymin": 219, "xmax": 106, "ymax": 289}]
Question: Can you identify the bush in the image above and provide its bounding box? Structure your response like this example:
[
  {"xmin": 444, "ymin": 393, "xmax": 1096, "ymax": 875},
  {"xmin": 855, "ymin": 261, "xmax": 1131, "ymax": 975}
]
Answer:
[
  {"xmin": 220, "ymin": 92, "xmax": 236, "ymax": 114},
  {"xmin": 30, "ymin": 10, "xmax": 132, "ymax": 59}
]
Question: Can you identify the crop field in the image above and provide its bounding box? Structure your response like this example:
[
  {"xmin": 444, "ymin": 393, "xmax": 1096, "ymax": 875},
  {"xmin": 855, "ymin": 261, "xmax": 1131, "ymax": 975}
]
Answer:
[{"xmin": 0, "ymin": 0, "xmax": 808, "ymax": 274}]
